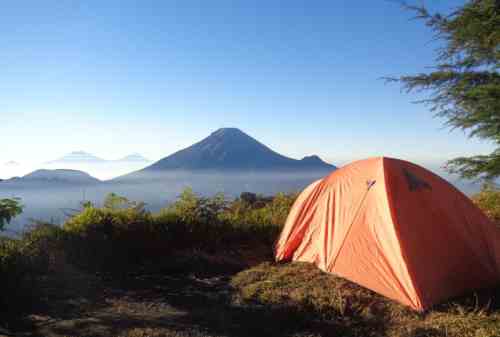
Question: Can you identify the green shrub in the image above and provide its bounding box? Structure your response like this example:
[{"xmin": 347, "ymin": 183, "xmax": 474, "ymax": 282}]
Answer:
[
  {"xmin": 0, "ymin": 237, "xmax": 33, "ymax": 316},
  {"xmin": 472, "ymin": 184, "xmax": 500, "ymax": 225},
  {"xmin": 57, "ymin": 189, "xmax": 296, "ymax": 273},
  {"xmin": 103, "ymin": 192, "xmax": 139, "ymax": 209},
  {"xmin": 220, "ymin": 192, "xmax": 297, "ymax": 246},
  {"xmin": 0, "ymin": 222, "xmax": 64, "ymax": 323},
  {"xmin": 0, "ymin": 189, "xmax": 296, "ymax": 283},
  {"xmin": 225, "ymin": 192, "xmax": 296, "ymax": 226},
  {"xmin": 0, "ymin": 203, "xmax": 64, "ymax": 323},
  {"xmin": 0, "ymin": 198, "xmax": 23, "ymax": 231},
  {"xmin": 20, "ymin": 222, "xmax": 66, "ymax": 272},
  {"xmin": 162, "ymin": 188, "xmax": 227, "ymax": 225},
  {"xmin": 64, "ymin": 204, "xmax": 152, "ymax": 234},
  {"xmin": 63, "ymin": 199, "xmax": 157, "ymax": 271}
]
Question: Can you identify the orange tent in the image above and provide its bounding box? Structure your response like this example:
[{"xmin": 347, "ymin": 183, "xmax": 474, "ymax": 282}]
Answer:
[{"xmin": 275, "ymin": 157, "xmax": 500, "ymax": 310}]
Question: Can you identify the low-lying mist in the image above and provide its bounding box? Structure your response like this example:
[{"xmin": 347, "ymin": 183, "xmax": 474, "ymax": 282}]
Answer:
[
  {"xmin": 0, "ymin": 161, "xmax": 151, "ymax": 181},
  {"xmin": 0, "ymin": 170, "xmax": 330, "ymax": 233},
  {"xmin": 0, "ymin": 165, "xmax": 490, "ymax": 236}
]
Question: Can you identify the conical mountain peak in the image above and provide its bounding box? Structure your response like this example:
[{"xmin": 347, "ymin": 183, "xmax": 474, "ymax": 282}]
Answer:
[
  {"xmin": 210, "ymin": 127, "xmax": 246, "ymax": 137},
  {"xmin": 139, "ymin": 128, "xmax": 336, "ymax": 172}
]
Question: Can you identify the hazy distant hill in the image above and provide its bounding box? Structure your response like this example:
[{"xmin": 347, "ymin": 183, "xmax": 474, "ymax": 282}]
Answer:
[
  {"xmin": 1, "ymin": 169, "xmax": 100, "ymax": 186},
  {"xmin": 46, "ymin": 151, "xmax": 151, "ymax": 165},
  {"xmin": 115, "ymin": 154, "xmax": 150, "ymax": 163},
  {"xmin": 133, "ymin": 128, "xmax": 335, "ymax": 173},
  {"xmin": 47, "ymin": 151, "xmax": 106, "ymax": 164},
  {"xmin": 4, "ymin": 161, "xmax": 20, "ymax": 167}
]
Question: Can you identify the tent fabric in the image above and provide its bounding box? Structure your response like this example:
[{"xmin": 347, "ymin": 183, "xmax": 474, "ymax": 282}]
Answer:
[{"xmin": 274, "ymin": 157, "xmax": 500, "ymax": 310}]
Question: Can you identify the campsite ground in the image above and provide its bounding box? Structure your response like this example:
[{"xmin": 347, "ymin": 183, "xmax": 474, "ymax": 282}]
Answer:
[
  {"xmin": 6, "ymin": 248, "xmax": 313, "ymax": 337},
  {"xmin": 3, "ymin": 188, "xmax": 500, "ymax": 337},
  {"xmin": 6, "ymin": 248, "xmax": 500, "ymax": 337}
]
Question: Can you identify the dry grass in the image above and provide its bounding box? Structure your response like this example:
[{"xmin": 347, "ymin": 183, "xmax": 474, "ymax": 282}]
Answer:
[
  {"xmin": 122, "ymin": 328, "xmax": 225, "ymax": 337},
  {"xmin": 6, "ymin": 252, "xmax": 500, "ymax": 337},
  {"xmin": 231, "ymin": 262, "xmax": 500, "ymax": 337}
]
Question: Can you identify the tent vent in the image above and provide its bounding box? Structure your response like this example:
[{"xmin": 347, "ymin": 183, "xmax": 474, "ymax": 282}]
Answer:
[
  {"xmin": 403, "ymin": 168, "xmax": 431, "ymax": 192},
  {"xmin": 366, "ymin": 180, "xmax": 376, "ymax": 189}
]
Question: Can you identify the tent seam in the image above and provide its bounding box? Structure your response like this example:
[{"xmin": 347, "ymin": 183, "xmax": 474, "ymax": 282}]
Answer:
[
  {"xmin": 329, "ymin": 179, "xmax": 374, "ymax": 270},
  {"xmin": 382, "ymin": 157, "xmax": 425, "ymax": 310}
]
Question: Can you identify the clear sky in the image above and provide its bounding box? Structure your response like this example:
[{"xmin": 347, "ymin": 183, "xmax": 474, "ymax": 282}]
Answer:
[{"xmin": 1, "ymin": 0, "xmax": 495, "ymax": 178}]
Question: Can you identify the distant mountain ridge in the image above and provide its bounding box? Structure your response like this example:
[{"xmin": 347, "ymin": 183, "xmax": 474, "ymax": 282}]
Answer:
[
  {"xmin": 116, "ymin": 154, "xmax": 150, "ymax": 162},
  {"xmin": 47, "ymin": 151, "xmax": 150, "ymax": 164},
  {"xmin": 2, "ymin": 128, "xmax": 336, "ymax": 200},
  {"xmin": 4, "ymin": 161, "xmax": 20, "ymax": 167},
  {"xmin": 137, "ymin": 128, "xmax": 335, "ymax": 173},
  {"xmin": 47, "ymin": 151, "xmax": 106, "ymax": 164},
  {"xmin": 2, "ymin": 169, "xmax": 100, "ymax": 185}
]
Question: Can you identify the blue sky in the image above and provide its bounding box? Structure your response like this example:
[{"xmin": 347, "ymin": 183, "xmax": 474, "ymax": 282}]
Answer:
[{"xmin": 0, "ymin": 0, "xmax": 495, "ymax": 176}]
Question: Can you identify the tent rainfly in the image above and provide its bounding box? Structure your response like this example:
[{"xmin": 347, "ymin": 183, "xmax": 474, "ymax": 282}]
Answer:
[{"xmin": 275, "ymin": 157, "xmax": 500, "ymax": 310}]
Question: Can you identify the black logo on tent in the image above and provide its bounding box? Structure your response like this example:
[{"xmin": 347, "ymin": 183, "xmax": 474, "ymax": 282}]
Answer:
[
  {"xmin": 403, "ymin": 168, "xmax": 431, "ymax": 192},
  {"xmin": 366, "ymin": 180, "xmax": 376, "ymax": 189}
]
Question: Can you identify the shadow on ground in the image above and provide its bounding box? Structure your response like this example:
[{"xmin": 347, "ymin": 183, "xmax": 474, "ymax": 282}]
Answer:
[{"xmin": 9, "ymin": 251, "xmax": 388, "ymax": 337}]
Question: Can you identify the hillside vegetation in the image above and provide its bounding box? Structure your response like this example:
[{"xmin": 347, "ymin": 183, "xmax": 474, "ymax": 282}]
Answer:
[{"xmin": 1, "ymin": 187, "xmax": 500, "ymax": 336}]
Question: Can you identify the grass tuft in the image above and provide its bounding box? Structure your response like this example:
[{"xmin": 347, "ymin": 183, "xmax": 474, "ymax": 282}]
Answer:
[{"xmin": 231, "ymin": 262, "xmax": 500, "ymax": 337}]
